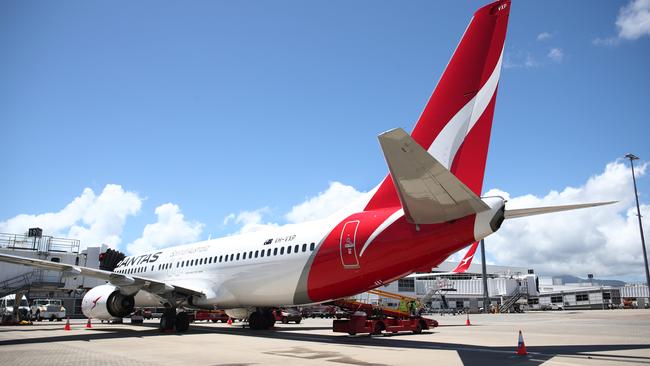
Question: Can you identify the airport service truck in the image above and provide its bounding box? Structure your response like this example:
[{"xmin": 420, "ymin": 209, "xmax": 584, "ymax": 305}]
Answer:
[{"xmin": 31, "ymin": 299, "xmax": 66, "ymax": 321}]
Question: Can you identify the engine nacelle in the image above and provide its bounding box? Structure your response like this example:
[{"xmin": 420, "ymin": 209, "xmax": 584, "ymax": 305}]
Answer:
[{"xmin": 82, "ymin": 284, "xmax": 135, "ymax": 320}]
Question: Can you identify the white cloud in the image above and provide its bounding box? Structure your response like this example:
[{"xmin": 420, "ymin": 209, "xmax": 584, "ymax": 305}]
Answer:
[
  {"xmin": 592, "ymin": 37, "xmax": 620, "ymax": 46},
  {"xmin": 127, "ymin": 203, "xmax": 204, "ymax": 254},
  {"xmin": 617, "ymin": 0, "xmax": 650, "ymax": 40},
  {"xmin": 537, "ymin": 32, "xmax": 552, "ymax": 41},
  {"xmin": 484, "ymin": 161, "xmax": 649, "ymax": 279},
  {"xmin": 504, "ymin": 51, "xmax": 539, "ymax": 69},
  {"xmin": 285, "ymin": 182, "xmax": 365, "ymax": 223},
  {"xmin": 222, "ymin": 213, "xmax": 235, "ymax": 226},
  {"xmin": 223, "ymin": 207, "xmax": 280, "ymax": 234},
  {"xmin": 594, "ymin": 0, "xmax": 650, "ymax": 45},
  {"xmin": 223, "ymin": 182, "xmax": 366, "ymax": 234},
  {"xmin": 0, "ymin": 184, "xmax": 141, "ymax": 249},
  {"xmin": 547, "ymin": 48, "xmax": 564, "ymax": 63}
]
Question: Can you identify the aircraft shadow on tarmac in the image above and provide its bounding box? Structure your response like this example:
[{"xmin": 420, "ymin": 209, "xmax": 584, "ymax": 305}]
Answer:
[{"xmin": 1, "ymin": 324, "xmax": 648, "ymax": 366}]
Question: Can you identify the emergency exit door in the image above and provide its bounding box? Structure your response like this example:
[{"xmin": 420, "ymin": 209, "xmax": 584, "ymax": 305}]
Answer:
[{"xmin": 340, "ymin": 220, "xmax": 360, "ymax": 269}]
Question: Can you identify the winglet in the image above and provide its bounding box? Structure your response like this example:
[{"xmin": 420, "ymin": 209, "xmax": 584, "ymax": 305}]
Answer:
[{"xmin": 378, "ymin": 128, "xmax": 489, "ymax": 224}]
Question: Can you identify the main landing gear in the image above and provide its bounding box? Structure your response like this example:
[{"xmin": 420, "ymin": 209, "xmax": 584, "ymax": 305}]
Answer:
[
  {"xmin": 159, "ymin": 308, "xmax": 190, "ymax": 333},
  {"xmin": 247, "ymin": 308, "xmax": 276, "ymax": 330}
]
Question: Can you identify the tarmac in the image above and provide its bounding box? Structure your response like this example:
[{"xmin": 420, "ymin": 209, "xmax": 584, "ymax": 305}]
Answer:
[{"xmin": 0, "ymin": 309, "xmax": 649, "ymax": 366}]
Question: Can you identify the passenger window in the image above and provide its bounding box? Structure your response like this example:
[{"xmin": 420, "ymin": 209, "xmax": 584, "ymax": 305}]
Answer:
[
  {"xmin": 209, "ymin": 257, "xmax": 212, "ymax": 264},
  {"xmin": 151, "ymin": 265, "xmax": 154, "ymax": 271},
  {"xmin": 261, "ymin": 250, "xmax": 265, "ymax": 258},
  {"xmin": 287, "ymin": 246, "xmax": 291, "ymax": 254},
  {"xmin": 280, "ymin": 247, "xmax": 285, "ymax": 255},
  {"xmin": 255, "ymin": 250, "xmax": 259, "ymax": 258},
  {"xmin": 267, "ymin": 248, "xmax": 271, "ymax": 256},
  {"xmin": 294, "ymin": 244, "xmax": 299, "ymax": 253},
  {"xmin": 243, "ymin": 252, "xmax": 247, "ymax": 260},
  {"xmin": 230, "ymin": 254, "xmax": 234, "ymax": 261},
  {"xmin": 236, "ymin": 253, "xmax": 240, "ymax": 260},
  {"xmin": 302, "ymin": 244, "xmax": 307, "ymax": 252},
  {"xmin": 310, "ymin": 242, "xmax": 315, "ymax": 251},
  {"xmin": 214, "ymin": 256, "xmax": 218, "ymax": 262},
  {"xmin": 249, "ymin": 251, "xmax": 253, "ymax": 258},
  {"xmin": 273, "ymin": 248, "xmax": 278, "ymax": 256}
]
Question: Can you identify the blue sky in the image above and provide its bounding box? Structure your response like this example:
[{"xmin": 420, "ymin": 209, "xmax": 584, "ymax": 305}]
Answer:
[{"xmin": 1, "ymin": 1, "xmax": 649, "ymax": 280}]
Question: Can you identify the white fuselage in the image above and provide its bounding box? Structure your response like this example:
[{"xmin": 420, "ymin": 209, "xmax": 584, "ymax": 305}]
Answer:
[{"xmin": 115, "ymin": 218, "xmax": 334, "ymax": 308}]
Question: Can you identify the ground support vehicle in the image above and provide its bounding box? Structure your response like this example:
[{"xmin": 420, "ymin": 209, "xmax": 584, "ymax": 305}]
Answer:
[
  {"xmin": 193, "ymin": 310, "xmax": 231, "ymax": 323},
  {"xmin": 30, "ymin": 299, "xmax": 66, "ymax": 321},
  {"xmin": 330, "ymin": 291, "xmax": 437, "ymax": 336},
  {"xmin": 274, "ymin": 308, "xmax": 302, "ymax": 324},
  {"xmin": 333, "ymin": 312, "xmax": 437, "ymax": 336},
  {"xmin": 0, "ymin": 295, "xmax": 30, "ymax": 324},
  {"xmin": 130, "ymin": 309, "xmax": 144, "ymax": 324}
]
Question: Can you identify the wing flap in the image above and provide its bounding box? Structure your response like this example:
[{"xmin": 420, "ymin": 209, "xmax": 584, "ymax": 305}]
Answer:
[{"xmin": 378, "ymin": 128, "xmax": 490, "ymax": 224}]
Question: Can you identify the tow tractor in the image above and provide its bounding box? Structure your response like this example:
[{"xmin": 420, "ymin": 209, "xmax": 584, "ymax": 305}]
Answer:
[{"xmin": 330, "ymin": 289, "xmax": 437, "ymax": 336}]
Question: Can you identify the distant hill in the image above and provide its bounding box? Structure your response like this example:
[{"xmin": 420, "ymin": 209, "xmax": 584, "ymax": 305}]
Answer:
[{"xmin": 556, "ymin": 274, "xmax": 626, "ymax": 287}]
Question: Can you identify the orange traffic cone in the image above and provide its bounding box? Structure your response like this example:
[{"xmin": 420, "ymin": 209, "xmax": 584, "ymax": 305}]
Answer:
[
  {"xmin": 227, "ymin": 317, "xmax": 233, "ymax": 326},
  {"xmin": 465, "ymin": 314, "xmax": 471, "ymax": 326},
  {"xmin": 85, "ymin": 318, "xmax": 92, "ymax": 328},
  {"xmin": 516, "ymin": 330, "xmax": 528, "ymax": 355},
  {"xmin": 64, "ymin": 317, "xmax": 71, "ymax": 331}
]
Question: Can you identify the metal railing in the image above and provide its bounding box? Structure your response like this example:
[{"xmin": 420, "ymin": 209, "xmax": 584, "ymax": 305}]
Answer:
[
  {"xmin": 0, "ymin": 269, "xmax": 65, "ymax": 298},
  {"xmin": 0, "ymin": 233, "xmax": 79, "ymax": 253},
  {"xmin": 0, "ymin": 271, "xmax": 34, "ymax": 298}
]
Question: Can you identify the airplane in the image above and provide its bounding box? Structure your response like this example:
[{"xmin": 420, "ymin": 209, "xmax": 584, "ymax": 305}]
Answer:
[{"xmin": 0, "ymin": 0, "xmax": 614, "ymax": 332}]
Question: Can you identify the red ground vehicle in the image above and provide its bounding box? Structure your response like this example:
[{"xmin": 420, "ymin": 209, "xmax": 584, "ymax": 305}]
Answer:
[
  {"xmin": 330, "ymin": 290, "xmax": 437, "ymax": 336},
  {"xmin": 193, "ymin": 310, "xmax": 231, "ymax": 323}
]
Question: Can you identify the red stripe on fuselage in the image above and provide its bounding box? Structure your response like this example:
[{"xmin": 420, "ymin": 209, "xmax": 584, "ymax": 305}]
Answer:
[{"xmin": 306, "ymin": 208, "xmax": 477, "ymax": 302}]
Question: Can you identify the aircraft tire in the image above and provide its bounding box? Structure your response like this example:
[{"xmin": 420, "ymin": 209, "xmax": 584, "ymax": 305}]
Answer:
[{"xmin": 175, "ymin": 312, "xmax": 190, "ymax": 333}]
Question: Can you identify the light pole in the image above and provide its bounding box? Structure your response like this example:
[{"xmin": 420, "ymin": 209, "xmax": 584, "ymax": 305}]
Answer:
[
  {"xmin": 480, "ymin": 239, "xmax": 490, "ymax": 312},
  {"xmin": 625, "ymin": 153, "xmax": 650, "ymax": 292}
]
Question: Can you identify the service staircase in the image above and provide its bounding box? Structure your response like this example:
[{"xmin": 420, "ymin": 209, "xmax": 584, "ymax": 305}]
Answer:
[
  {"xmin": 0, "ymin": 271, "xmax": 36, "ymax": 298},
  {"xmin": 0, "ymin": 269, "xmax": 64, "ymax": 298},
  {"xmin": 421, "ymin": 278, "xmax": 458, "ymax": 313},
  {"xmin": 498, "ymin": 287, "xmax": 523, "ymax": 313}
]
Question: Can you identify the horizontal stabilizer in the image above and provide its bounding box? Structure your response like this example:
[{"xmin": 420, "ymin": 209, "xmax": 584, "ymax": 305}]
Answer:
[
  {"xmin": 504, "ymin": 201, "xmax": 617, "ymax": 219},
  {"xmin": 378, "ymin": 128, "xmax": 490, "ymax": 224}
]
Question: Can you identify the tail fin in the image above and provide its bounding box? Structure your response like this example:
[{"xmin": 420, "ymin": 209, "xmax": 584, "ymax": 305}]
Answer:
[
  {"xmin": 451, "ymin": 241, "xmax": 479, "ymax": 273},
  {"xmin": 366, "ymin": 0, "xmax": 511, "ymax": 210}
]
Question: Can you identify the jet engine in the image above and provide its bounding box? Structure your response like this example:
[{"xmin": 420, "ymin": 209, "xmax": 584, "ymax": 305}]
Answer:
[{"xmin": 82, "ymin": 284, "xmax": 135, "ymax": 320}]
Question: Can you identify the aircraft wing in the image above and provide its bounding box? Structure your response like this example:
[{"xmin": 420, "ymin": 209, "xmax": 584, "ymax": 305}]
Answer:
[
  {"xmin": 0, "ymin": 252, "xmax": 204, "ymax": 297},
  {"xmin": 378, "ymin": 128, "xmax": 490, "ymax": 224}
]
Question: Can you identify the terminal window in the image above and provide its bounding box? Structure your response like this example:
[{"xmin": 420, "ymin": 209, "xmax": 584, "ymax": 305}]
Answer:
[
  {"xmin": 398, "ymin": 278, "xmax": 415, "ymax": 292},
  {"xmin": 576, "ymin": 294, "xmax": 589, "ymax": 301},
  {"xmin": 551, "ymin": 296, "xmax": 563, "ymax": 303}
]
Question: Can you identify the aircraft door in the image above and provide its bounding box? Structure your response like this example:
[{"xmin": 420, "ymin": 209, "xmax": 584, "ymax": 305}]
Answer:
[{"xmin": 339, "ymin": 220, "xmax": 360, "ymax": 269}]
